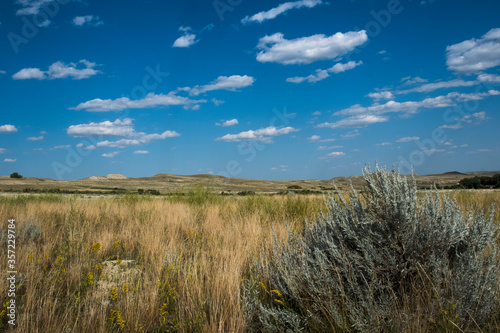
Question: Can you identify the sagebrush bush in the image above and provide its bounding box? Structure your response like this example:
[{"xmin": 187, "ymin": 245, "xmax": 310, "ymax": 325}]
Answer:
[{"xmin": 244, "ymin": 165, "xmax": 500, "ymax": 332}]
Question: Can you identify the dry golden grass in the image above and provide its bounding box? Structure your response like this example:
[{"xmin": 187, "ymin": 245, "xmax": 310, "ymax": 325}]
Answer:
[{"xmin": 0, "ymin": 189, "xmax": 498, "ymax": 332}]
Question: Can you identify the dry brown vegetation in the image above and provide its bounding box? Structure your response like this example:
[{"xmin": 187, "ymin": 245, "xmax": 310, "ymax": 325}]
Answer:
[{"xmin": 0, "ymin": 188, "xmax": 498, "ymax": 332}]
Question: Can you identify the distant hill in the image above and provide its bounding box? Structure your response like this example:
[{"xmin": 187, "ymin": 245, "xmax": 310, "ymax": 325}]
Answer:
[{"xmin": 1, "ymin": 171, "xmax": 499, "ymax": 194}]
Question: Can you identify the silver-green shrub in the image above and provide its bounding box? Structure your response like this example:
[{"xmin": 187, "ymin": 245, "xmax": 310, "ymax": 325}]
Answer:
[{"xmin": 244, "ymin": 165, "xmax": 499, "ymax": 332}]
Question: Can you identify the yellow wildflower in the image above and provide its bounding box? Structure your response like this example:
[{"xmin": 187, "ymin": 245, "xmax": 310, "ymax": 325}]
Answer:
[
  {"xmin": 270, "ymin": 290, "xmax": 282, "ymax": 297},
  {"xmin": 110, "ymin": 287, "xmax": 118, "ymax": 301}
]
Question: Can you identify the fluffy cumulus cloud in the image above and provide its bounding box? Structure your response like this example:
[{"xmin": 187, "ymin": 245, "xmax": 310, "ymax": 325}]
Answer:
[
  {"xmin": 67, "ymin": 118, "xmax": 180, "ymax": 149},
  {"xmin": 189, "ymin": 75, "xmax": 255, "ymax": 95},
  {"xmin": 134, "ymin": 150, "xmax": 150, "ymax": 154},
  {"xmin": 477, "ymin": 73, "xmax": 500, "ymax": 83},
  {"xmin": 67, "ymin": 118, "xmax": 180, "ymax": 148},
  {"xmin": 27, "ymin": 136, "xmax": 43, "ymax": 141},
  {"xmin": 367, "ymin": 91, "xmax": 395, "ymax": 101},
  {"xmin": 287, "ymin": 61, "xmax": 362, "ymax": 84},
  {"xmin": 0, "ymin": 125, "xmax": 18, "ymax": 133},
  {"xmin": 67, "ymin": 118, "xmax": 136, "ymax": 137},
  {"xmin": 3, "ymin": 158, "xmax": 17, "ymax": 163},
  {"xmin": 72, "ymin": 15, "xmax": 103, "ymax": 27},
  {"xmin": 96, "ymin": 131, "xmax": 180, "ymax": 148},
  {"xmin": 446, "ymin": 28, "xmax": 500, "ymax": 73},
  {"xmin": 242, "ymin": 0, "xmax": 324, "ymax": 24},
  {"xmin": 73, "ymin": 75, "xmax": 253, "ymax": 112},
  {"xmin": 317, "ymin": 115, "xmax": 389, "ymax": 129},
  {"xmin": 216, "ymin": 126, "xmax": 299, "ymax": 143},
  {"xmin": 308, "ymin": 135, "xmax": 321, "ymax": 141},
  {"xmin": 102, "ymin": 151, "xmax": 120, "ymax": 158},
  {"xmin": 73, "ymin": 92, "xmax": 204, "ymax": 112},
  {"xmin": 172, "ymin": 26, "xmax": 197, "ymax": 48},
  {"xmin": 12, "ymin": 60, "xmax": 101, "ymax": 80},
  {"xmin": 256, "ymin": 31, "xmax": 368, "ymax": 65},
  {"xmin": 216, "ymin": 119, "xmax": 239, "ymax": 127}
]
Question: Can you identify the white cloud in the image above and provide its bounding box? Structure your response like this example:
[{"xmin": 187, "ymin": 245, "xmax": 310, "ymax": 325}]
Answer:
[
  {"xmin": 12, "ymin": 68, "xmax": 46, "ymax": 80},
  {"xmin": 73, "ymin": 75, "xmax": 253, "ymax": 111},
  {"xmin": 50, "ymin": 145, "xmax": 70, "ymax": 150},
  {"xmin": 242, "ymin": 0, "xmax": 324, "ymax": 24},
  {"xmin": 12, "ymin": 60, "xmax": 101, "ymax": 80},
  {"xmin": 72, "ymin": 15, "xmax": 103, "ymax": 26},
  {"xmin": 308, "ymin": 135, "xmax": 321, "ymax": 141},
  {"xmin": 477, "ymin": 73, "xmax": 500, "ymax": 83},
  {"xmin": 15, "ymin": 0, "xmax": 52, "ymax": 15},
  {"xmin": 397, "ymin": 79, "xmax": 478, "ymax": 94},
  {"xmin": 317, "ymin": 115, "xmax": 389, "ymax": 129},
  {"xmin": 3, "ymin": 158, "xmax": 16, "ymax": 163},
  {"xmin": 189, "ymin": 75, "xmax": 255, "ymax": 95},
  {"xmin": 317, "ymin": 145, "xmax": 342, "ymax": 150},
  {"xmin": 401, "ymin": 76, "xmax": 428, "ymax": 85},
  {"xmin": 439, "ymin": 123, "xmax": 463, "ymax": 130},
  {"xmin": 446, "ymin": 28, "xmax": 500, "ymax": 73},
  {"xmin": 27, "ymin": 136, "xmax": 43, "ymax": 141},
  {"xmin": 397, "ymin": 136, "xmax": 420, "ymax": 142},
  {"xmin": 217, "ymin": 119, "xmax": 239, "ymax": 127},
  {"xmin": 335, "ymin": 90, "xmax": 500, "ymax": 117},
  {"xmin": 134, "ymin": 150, "xmax": 150, "ymax": 154},
  {"xmin": 212, "ymin": 98, "xmax": 225, "ymax": 106},
  {"xmin": 319, "ymin": 138, "xmax": 336, "ymax": 142},
  {"xmin": 287, "ymin": 61, "xmax": 362, "ymax": 83},
  {"xmin": 256, "ymin": 30, "xmax": 368, "ymax": 65},
  {"xmin": 340, "ymin": 130, "xmax": 360, "ymax": 139},
  {"xmin": 462, "ymin": 111, "xmax": 489, "ymax": 122},
  {"xmin": 173, "ymin": 26, "xmax": 197, "ymax": 48},
  {"xmin": 0, "ymin": 125, "xmax": 18, "ymax": 133},
  {"xmin": 73, "ymin": 92, "xmax": 204, "ymax": 112},
  {"xmin": 375, "ymin": 142, "xmax": 392, "ymax": 146},
  {"xmin": 312, "ymin": 111, "xmax": 321, "ymax": 116},
  {"xmin": 0, "ymin": 70, "xmax": 6, "ymax": 75},
  {"xmin": 0, "ymin": 148, "xmax": 6, "ymax": 154},
  {"xmin": 422, "ymin": 148, "xmax": 445, "ymax": 154},
  {"xmin": 320, "ymin": 151, "xmax": 345, "ymax": 159},
  {"xmin": 287, "ymin": 69, "xmax": 329, "ymax": 84},
  {"xmin": 102, "ymin": 151, "xmax": 120, "ymax": 158},
  {"xmin": 67, "ymin": 118, "xmax": 180, "ymax": 148},
  {"xmin": 216, "ymin": 126, "xmax": 299, "ymax": 143},
  {"xmin": 440, "ymin": 111, "xmax": 489, "ymax": 130},
  {"xmin": 367, "ymin": 91, "xmax": 394, "ymax": 101},
  {"xmin": 67, "ymin": 118, "xmax": 135, "ymax": 137},
  {"xmin": 96, "ymin": 131, "xmax": 180, "ymax": 148},
  {"xmin": 329, "ymin": 60, "xmax": 363, "ymax": 74}
]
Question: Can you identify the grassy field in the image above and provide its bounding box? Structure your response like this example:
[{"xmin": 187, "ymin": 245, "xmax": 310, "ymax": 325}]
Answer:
[{"xmin": 0, "ymin": 189, "xmax": 499, "ymax": 332}]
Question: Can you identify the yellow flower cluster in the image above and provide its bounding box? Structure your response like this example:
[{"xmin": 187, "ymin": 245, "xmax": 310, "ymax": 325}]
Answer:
[
  {"xmin": 109, "ymin": 309, "xmax": 125, "ymax": 329},
  {"xmin": 110, "ymin": 287, "xmax": 118, "ymax": 301}
]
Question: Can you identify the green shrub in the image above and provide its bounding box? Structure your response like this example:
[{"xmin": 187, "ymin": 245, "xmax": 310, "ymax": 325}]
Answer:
[
  {"xmin": 244, "ymin": 165, "xmax": 499, "ymax": 332},
  {"xmin": 10, "ymin": 172, "xmax": 22, "ymax": 178}
]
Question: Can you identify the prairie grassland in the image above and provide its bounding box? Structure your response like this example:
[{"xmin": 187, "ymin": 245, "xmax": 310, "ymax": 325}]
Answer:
[{"xmin": 0, "ymin": 189, "xmax": 498, "ymax": 332}]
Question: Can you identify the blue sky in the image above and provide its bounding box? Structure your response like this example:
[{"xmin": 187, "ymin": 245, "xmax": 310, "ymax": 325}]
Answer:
[{"xmin": 0, "ymin": 0, "xmax": 499, "ymax": 180}]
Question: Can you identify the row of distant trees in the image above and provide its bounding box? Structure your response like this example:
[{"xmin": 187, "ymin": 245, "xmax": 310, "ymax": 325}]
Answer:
[{"xmin": 458, "ymin": 174, "xmax": 500, "ymax": 189}]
